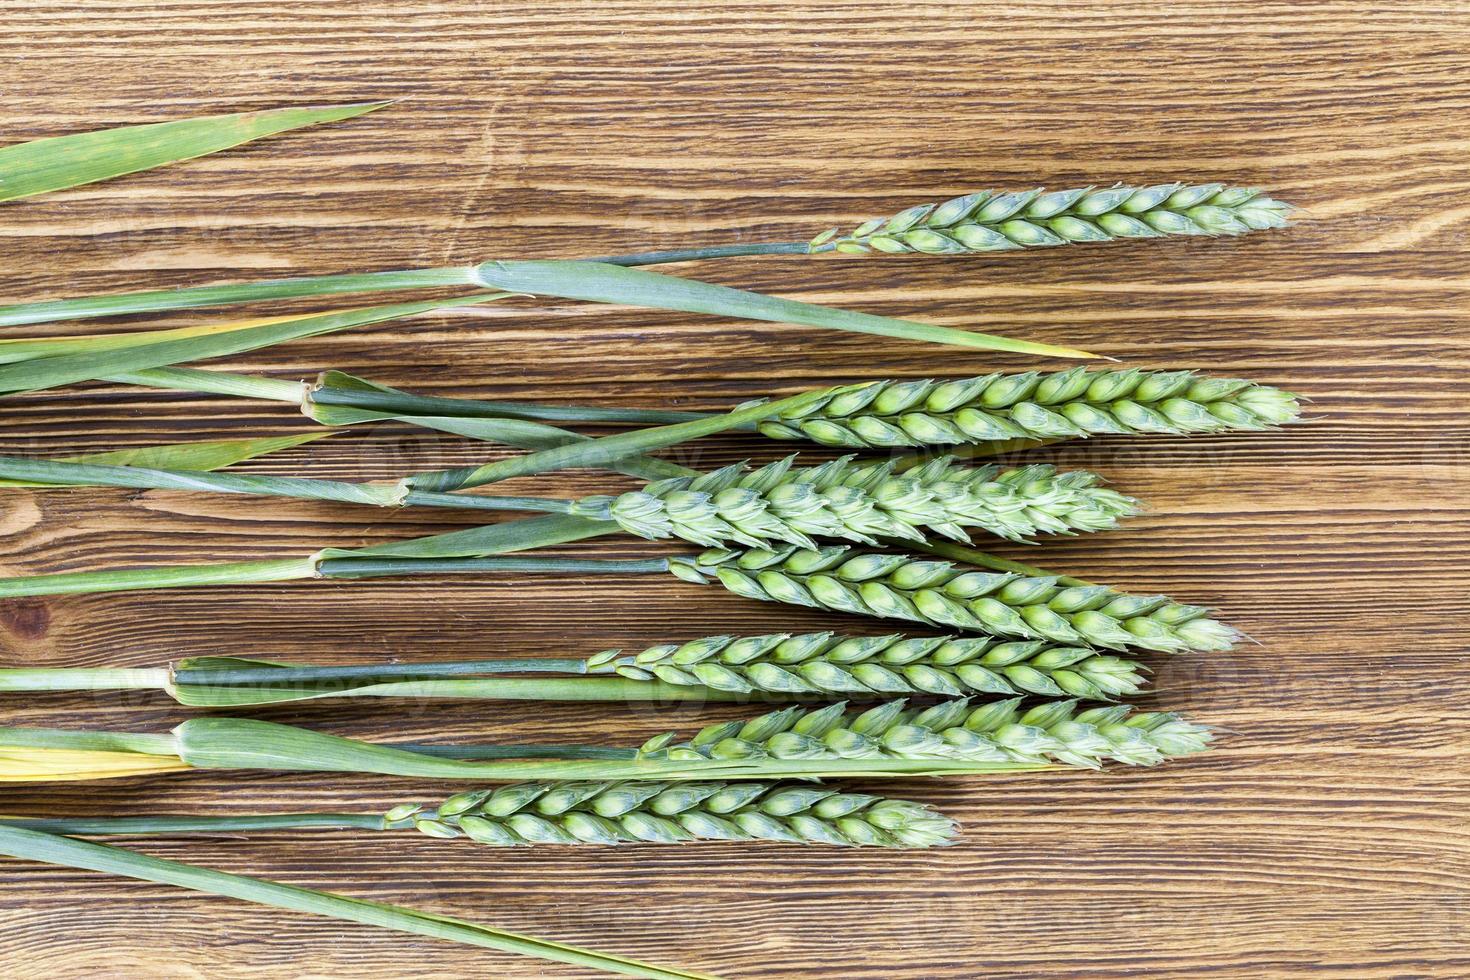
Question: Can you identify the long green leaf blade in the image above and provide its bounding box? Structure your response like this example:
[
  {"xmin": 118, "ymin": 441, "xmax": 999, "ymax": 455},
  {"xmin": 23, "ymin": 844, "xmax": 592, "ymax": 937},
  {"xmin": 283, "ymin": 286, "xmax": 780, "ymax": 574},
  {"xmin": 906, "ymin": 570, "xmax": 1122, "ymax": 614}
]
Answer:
[
  {"xmin": 0, "ymin": 259, "xmax": 1095, "ymax": 358},
  {"xmin": 0, "ymin": 433, "xmax": 333, "ymax": 487},
  {"xmin": 0, "ymin": 454, "xmax": 400, "ymax": 506},
  {"xmin": 0, "ymin": 293, "xmax": 504, "ymax": 395},
  {"xmin": 474, "ymin": 259, "xmax": 1097, "ymax": 358},
  {"xmin": 0, "ymin": 101, "xmax": 389, "ymax": 202},
  {"xmin": 0, "ymin": 319, "xmax": 300, "ymax": 365},
  {"xmin": 63, "ymin": 432, "xmax": 332, "ymax": 470},
  {"xmin": 0, "ymin": 825, "xmax": 714, "ymax": 980},
  {"xmin": 0, "ymin": 267, "xmax": 479, "ymax": 328}
]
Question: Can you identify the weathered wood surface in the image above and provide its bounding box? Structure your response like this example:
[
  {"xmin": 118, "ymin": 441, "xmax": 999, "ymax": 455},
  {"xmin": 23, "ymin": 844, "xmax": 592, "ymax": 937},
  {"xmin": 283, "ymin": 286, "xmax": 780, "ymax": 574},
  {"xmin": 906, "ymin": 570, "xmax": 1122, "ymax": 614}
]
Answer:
[{"xmin": 2, "ymin": 2, "xmax": 1468, "ymax": 977}]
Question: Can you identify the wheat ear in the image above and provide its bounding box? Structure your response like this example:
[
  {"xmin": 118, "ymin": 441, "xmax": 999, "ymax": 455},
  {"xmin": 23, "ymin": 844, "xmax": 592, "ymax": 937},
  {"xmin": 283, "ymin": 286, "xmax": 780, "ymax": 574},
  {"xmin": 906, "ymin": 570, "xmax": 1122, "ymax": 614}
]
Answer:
[
  {"xmin": 810, "ymin": 182, "xmax": 1293, "ymax": 255},
  {"xmin": 754, "ymin": 367, "xmax": 1301, "ymax": 449},
  {"xmin": 591, "ymin": 631, "xmax": 1145, "ymax": 700},
  {"xmin": 671, "ymin": 545, "xmax": 1237, "ymax": 653}
]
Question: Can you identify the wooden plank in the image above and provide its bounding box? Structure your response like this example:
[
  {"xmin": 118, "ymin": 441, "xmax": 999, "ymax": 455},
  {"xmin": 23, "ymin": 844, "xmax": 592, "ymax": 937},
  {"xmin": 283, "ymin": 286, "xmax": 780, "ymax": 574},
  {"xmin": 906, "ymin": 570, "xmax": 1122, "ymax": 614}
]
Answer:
[{"xmin": 1, "ymin": 2, "xmax": 1467, "ymax": 977}]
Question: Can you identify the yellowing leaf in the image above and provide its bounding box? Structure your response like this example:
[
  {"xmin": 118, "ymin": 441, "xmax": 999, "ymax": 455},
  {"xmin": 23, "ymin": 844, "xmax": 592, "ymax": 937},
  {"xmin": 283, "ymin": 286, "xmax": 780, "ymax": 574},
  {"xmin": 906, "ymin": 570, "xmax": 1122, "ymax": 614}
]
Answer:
[
  {"xmin": 0, "ymin": 747, "xmax": 193, "ymax": 782},
  {"xmin": 0, "ymin": 311, "xmax": 332, "ymax": 365}
]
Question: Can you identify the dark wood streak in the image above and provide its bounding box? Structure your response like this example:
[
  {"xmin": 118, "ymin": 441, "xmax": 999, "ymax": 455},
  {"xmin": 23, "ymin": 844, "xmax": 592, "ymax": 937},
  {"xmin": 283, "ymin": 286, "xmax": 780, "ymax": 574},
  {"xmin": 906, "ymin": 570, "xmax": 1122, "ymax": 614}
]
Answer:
[{"xmin": 1, "ymin": 2, "xmax": 1469, "ymax": 978}]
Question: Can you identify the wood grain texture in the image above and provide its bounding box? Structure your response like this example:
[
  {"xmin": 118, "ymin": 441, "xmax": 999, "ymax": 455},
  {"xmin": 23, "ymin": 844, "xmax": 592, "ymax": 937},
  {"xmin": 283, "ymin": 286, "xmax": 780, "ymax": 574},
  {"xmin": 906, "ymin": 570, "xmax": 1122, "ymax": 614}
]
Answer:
[{"xmin": 2, "ymin": 2, "xmax": 1469, "ymax": 977}]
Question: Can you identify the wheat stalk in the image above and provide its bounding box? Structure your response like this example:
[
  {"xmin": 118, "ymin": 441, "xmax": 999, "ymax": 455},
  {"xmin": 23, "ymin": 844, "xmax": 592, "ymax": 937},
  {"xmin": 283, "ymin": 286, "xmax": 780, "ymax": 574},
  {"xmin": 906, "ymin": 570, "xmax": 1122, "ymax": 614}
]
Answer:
[
  {"xmin": 670, "ymin": 545, "xmax": 1238, "ymax": 653},
  {"xmin": 4, "ymin": 781, "xmax": 956, "ymax": 849},
  {"xmin": 645, "ymin": 697, "xmax": 1211, "ymax": 770},
  {"xmin": 753, "ymin": 367, "xmax": 1302, "ymax": 449},
  {"xmin": 0, "ymin": 447, "xmax": 1135, "ymax": 551},
  {"xmin": 592, "ymin": 631, "xmax": 1145, "ymax": 700},
  {"xmin": 0, "ymin": 629, "xmax": 1140, "ymax": 704},
  {"xmin": 0, "ymin": 536, "xmax": 1236, "ymax": 654},
  {"xmin": 1, "ymin": 700, "xmax": 1208, "ymax": 782},
  {"xmin": 810, "ymin": 182, "xmax": 1293, "ymax": 255},
  {"xmin": 573, "ymin": 456, "xmax": 1137, "ymax": 548},
  {"xmin": 114, "ymin": 363, "xmax": 1296, "ymax": 469}
]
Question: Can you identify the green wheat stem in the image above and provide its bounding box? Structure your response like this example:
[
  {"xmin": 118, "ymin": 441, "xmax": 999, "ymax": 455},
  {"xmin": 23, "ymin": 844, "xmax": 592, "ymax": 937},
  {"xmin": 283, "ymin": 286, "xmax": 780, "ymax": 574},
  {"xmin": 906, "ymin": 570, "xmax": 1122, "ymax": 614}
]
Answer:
[
  {"xmin": 0, "ymin": 451, "xmax": 1135, "ymax": 552},
  {"xmin": 0, "ymin": 556, "xmax": 321, "ymax": 600},
  {"xmin": 0, "ymin": 529, "xmax": 1195, "ymax": 644},
  {"xmin": 0, "ymin": 627, "xmax": 1144, "ymax": 704},
  {"xmin": 306, "ymin": 380, "xmax": 704, "ymax": 425},
  {"xmin": 0, "ymin": 667, "xmax": 746, "ymax": 706},
  {"xmin": 401, "ymin": 384, "xmax": 861, "ymax": 492},
  {"xmin": 592, "ymin": 242, "xmax": 813, "ymax": 265},
  {"xmin": 174, "ymin": 658, "xmax": 593, "ymax": 686},
  {"xmin": 0, "ymin": 668, "xmax": 170, "ymax": 691},
  {"xmin": 115, "ymin": 365, "xmax": 1299, "ymax": 462},
  {"xmin": 0, "ymin": 825, "xmax": 712, "ymax": 979},
  {"xmin": 2, "ymin": 814, "xmax": 386, "ymax": 834}
]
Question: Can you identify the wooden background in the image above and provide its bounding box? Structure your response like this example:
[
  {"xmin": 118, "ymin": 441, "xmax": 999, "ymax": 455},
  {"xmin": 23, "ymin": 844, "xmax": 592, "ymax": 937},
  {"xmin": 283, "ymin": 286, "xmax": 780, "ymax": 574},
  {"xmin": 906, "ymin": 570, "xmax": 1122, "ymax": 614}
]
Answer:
[{"xmin": 2, "ymin": 2, "xmax": 1468, "ymax": 977}]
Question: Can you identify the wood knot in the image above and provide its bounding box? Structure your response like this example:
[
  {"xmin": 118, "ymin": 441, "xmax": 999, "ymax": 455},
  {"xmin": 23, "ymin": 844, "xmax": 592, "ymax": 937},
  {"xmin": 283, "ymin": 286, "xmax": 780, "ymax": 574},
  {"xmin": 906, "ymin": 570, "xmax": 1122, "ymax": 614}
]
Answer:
[{"xmin": 0, "ymin": 599, "xmax": 50, "ymax": 640}]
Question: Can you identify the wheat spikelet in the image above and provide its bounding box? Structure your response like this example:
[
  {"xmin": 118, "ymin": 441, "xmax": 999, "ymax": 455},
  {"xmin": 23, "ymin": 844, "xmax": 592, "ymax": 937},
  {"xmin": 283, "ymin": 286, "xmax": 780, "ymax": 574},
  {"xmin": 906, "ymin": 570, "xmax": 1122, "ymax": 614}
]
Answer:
[
  {"xmin": 753, "ymin": 367, "xmax": 1300, "ymax": 449},
  {"xmin": 811, "ymin": 182, "xmax": 1293, "ymax": 255},
  {"xmin": 644, "ymin": 698, "xmax": 1211, "ymax": 770},
  {"xmin": 572, "ymin": 455, "xmax": 1137, "ymax": 548},
  {"xmin": 389, "ymin": 780, "xmax": 955, "ymax": 848},
  {"xmin": 670, "ymin": 545, "xmax": 1238, "ymax": 653},
  {"xmin": 588, "ymin": 631, "xmax": 1145, "ymax": 700}
]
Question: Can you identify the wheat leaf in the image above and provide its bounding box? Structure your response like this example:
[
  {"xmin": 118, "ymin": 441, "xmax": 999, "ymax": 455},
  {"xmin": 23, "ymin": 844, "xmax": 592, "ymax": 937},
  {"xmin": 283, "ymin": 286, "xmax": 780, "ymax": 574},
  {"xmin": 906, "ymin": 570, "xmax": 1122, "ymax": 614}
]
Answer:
[
  {"xmin": 0, "ymin": 101, "xmax": 388, "ymax": 202},
  {"xmin": 473, "ymin": 260, "xmax": 1097, "ymax": 358},
  {"xmin": 0, "ymin": 317, "xmax": 312, "ymax": 365},
  {"xmin": 0, "ymin": 293, "xmax": 504, "ymax": 395},
  {"xmin": 0, "ymin": 261, "xmax": 1094, "ymax": 358},
  {"xmin": 0, "ymin": 825, "xmax": 714, "ymax": 979},
  {"xmin": 0, "ymin": 432, "xmax": 333, "ymax": 488}
]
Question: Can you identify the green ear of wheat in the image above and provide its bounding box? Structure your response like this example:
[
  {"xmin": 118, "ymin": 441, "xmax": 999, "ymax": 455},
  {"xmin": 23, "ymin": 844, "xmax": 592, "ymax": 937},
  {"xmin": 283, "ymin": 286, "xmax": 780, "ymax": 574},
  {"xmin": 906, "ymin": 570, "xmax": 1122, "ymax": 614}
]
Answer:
[
  {"xmin": 810, "ymin": 182, "xmax": 1293, "ymax": 255},
  {"xmin": 754, "ymin": 368, "xmax": 1301, "ymax": 449},
  {"xmin": 671, "ymin": 545, "xmax": 1238, "ymax": 653},
  {"xmin": 588, "ymin": 631, "xmax": 1147, "ymax": 700},
  {"xmin": 393, "ymin": 780, "xmax": 956, "ymax": 848},
  {"xmin": 571, "ymin": 456, "xmax": 1139, "ymax": 548},
  {"xmin": 642, "ymin": 697, "xmax": 1212, "ymax": 770}
]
